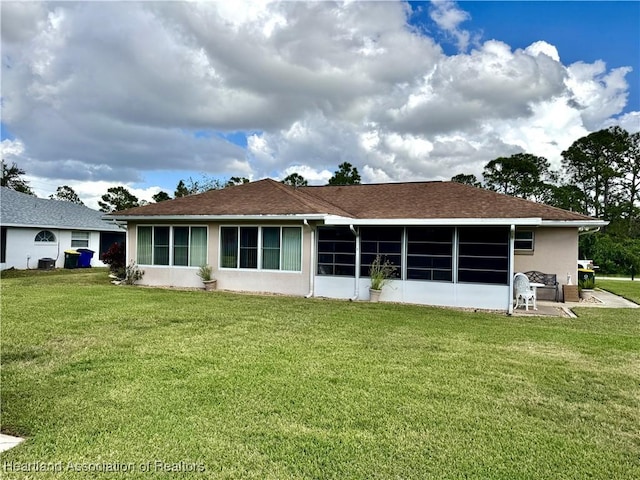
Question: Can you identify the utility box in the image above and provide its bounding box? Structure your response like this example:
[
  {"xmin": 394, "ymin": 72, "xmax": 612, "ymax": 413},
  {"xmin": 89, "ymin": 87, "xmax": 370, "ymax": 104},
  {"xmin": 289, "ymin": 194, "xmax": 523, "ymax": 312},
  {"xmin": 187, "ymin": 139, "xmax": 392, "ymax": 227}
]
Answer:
[
  {"xmin": 563, "ymin": 285, "xmax": 579, "ymax": 303},
  {"xmin": 38, "ymin": 258, "xmax": 56, "ymax": 270}
]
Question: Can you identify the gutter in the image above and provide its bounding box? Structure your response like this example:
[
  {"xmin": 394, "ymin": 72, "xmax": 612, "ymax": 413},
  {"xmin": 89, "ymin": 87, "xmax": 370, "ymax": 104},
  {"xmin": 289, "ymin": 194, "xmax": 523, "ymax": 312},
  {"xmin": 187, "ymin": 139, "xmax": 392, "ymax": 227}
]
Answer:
[
  {"xmin": 350, "ymin": 224, "xmax": 360, "ymax": 301},
  {"xmin": 106, "ymin": 213, "xmax": 329, "ymax": 222},
  {"xmin": 508, "ymin": 224, "xmax": 515, "ymax": 315},
  {"xmin": 304, "ymin": 219, "xmax": 315, "ymax": 298},
  {"xmin": 578, "ymin": 226, "xmax": 603, "ymax": 236}
]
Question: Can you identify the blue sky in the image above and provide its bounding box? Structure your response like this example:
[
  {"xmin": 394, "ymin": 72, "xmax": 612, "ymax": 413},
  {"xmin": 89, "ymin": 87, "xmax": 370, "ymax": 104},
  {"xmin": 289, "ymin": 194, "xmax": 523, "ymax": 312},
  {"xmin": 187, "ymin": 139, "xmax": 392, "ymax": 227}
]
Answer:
[{"xmin": 1, "ymin": 1, "xmax": 638, "ymax": 208}]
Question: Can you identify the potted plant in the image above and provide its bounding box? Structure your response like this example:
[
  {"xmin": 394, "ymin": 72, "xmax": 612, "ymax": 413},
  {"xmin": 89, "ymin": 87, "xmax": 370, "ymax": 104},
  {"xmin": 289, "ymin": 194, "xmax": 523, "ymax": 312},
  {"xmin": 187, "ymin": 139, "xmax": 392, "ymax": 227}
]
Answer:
[
  {"xmin": 197, "ymin": 264, "xmax": 217, "ymax": 291},
  {"xmin": 368, "ymin": 255, "xmax": 397, "ymax": 302}
]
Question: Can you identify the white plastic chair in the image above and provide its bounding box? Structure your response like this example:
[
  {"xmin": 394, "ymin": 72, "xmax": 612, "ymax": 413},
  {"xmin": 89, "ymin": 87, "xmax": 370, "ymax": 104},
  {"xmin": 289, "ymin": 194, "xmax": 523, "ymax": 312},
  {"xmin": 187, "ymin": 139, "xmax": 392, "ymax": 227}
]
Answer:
[{"xmin": 514, "ymin": 272, "xmax": 536, "ymax": 311}]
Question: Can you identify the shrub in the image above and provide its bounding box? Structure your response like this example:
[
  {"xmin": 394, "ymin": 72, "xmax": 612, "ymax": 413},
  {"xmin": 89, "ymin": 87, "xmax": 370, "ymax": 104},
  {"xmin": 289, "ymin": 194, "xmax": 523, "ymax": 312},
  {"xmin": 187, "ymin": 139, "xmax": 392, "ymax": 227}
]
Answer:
[
  {"xmin": 101, "ymin": 242, "xmax": 126, "ymax": 277},
  {"xmin": 368, "ymin": 255, "xmax": 398, "ymax": 290},
  {"xmin": 123, "ymin": 261, "xmax": 144, "ymax": 285}
]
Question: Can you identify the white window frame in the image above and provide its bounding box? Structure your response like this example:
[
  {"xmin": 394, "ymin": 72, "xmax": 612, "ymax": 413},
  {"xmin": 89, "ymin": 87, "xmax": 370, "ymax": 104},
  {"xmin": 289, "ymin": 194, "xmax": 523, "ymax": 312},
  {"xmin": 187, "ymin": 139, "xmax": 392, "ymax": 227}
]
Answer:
[
  {"xmin": 34, "ymin": 230, "xmax": 57, "ymax": 243},
  {"xmin": 219, "ymin": 225, "xmax": 303, "ymax": 272},
  {"xmin": 137, "ymin": 225, "xmax": 208, "ymax": 267},
  {"xmin": 71, "ymin": 231, "xmax": 90, "ymax": 248},
  {"xmin": 514, "ymin": 230, "xmax": 535, "ymax": 253}
]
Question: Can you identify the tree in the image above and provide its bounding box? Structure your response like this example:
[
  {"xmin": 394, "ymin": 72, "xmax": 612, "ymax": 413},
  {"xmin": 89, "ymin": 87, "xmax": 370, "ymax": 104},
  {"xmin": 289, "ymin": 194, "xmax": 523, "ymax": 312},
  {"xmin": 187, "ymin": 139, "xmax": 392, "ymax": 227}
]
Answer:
[
  {"xmin": 98, "ymin": 186, "xmax": 140, "ymax": 212},
  {"xmin": 152, "ymin": 191, "xmax": 171, "ymax": 203},
  {"xmin": 1, "ymin": 160, "xmax": 35, "ymax": 195},
  {"xmin": 483, "ymin": 153, "xmax": 555, "ymax": 201},
  {"xmin": 282, "ymin": 173, "xmax": 308, "ymax": 188},
  {"xmin": 174, "ymin": 180, "xmax": 190, "ymax": 198},
  {"xmin": 328, "ymin": 162, "xmax": 361, "ymax": 186},
  {"xmin": 225, "ymin": 176, "xmax": 250, "ymax": 187},
  {"xmin": 561, "ymin": 126, "xmax": 628, "ymax": 220},
  {"xmin": 49, "ymin": 185, "xmax": 84, "ymax": 205},
  {"xmin": 450, "ymin": 173, "xmax": 482, "ymax": 188}
]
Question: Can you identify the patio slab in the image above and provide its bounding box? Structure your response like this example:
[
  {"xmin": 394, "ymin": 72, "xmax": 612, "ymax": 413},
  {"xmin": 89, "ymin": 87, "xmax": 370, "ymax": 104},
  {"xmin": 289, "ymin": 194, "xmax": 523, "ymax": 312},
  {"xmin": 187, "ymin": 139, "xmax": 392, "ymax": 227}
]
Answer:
[
  {"xmin": 512, "ymin": 288, "xmax": 638, "ymax": 317},
  {"xmin": 0, "ymin": 433, "xmax": 24, "ymax": 453}
]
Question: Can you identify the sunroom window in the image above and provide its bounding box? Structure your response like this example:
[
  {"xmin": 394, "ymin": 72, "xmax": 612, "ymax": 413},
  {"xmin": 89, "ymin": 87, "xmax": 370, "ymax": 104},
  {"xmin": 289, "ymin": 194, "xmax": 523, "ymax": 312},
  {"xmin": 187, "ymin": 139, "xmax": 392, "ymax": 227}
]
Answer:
[
  {"xmin": 317, "ymin": 227, "xmax": 356, "ymax": 276},
  {"xmin": 220, "ymin": 226, "xmax": 302, "ymax": 271},
  {"xmin": 360, "ymin": 227, "xmax": 402, "ymax": 277},
  {"xmin": 457, "ymin": 227, "xmax": 509, "ymax": 285},
  {"xmin": 137, "ymin": 226, "xmax": 207, "ymax": 266},
  {"xmin": 406, "ymin": 227, "xmax": 453, "ymax": 281}
]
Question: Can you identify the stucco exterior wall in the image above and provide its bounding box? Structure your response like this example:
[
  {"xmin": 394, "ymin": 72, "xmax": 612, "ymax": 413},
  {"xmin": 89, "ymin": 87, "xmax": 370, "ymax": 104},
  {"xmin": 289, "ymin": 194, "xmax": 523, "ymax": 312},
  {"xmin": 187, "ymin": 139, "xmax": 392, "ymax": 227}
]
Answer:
[
  {"xmin": 128, "ymin": 221, "xmax": 312, "ymax": 295},
  {"xmin": 514, "ymin": 227, "xmax": 578, "ymax": 300},
  {"xmin": 1, "ymin": 227, "xmax": 106, "ymax": 270}
]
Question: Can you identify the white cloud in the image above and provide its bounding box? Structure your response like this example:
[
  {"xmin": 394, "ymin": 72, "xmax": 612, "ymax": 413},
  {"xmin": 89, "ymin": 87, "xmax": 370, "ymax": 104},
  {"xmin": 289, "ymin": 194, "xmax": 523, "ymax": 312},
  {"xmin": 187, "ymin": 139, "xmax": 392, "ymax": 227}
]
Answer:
[
  {"xmin": 1, "ymin": 0, "xmax": 636, "ymax": 194},
  {"xmin": 429, "ymin": 0, "xmax": 473, "ymax": 52}
]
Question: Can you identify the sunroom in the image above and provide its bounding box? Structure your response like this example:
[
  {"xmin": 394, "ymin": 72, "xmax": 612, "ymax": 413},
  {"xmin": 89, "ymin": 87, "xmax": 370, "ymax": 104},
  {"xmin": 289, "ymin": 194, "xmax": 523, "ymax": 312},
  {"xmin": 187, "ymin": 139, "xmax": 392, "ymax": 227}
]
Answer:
[{"xmin": 313, "ymin": 223, "xmax": 514, "ymax": 310}]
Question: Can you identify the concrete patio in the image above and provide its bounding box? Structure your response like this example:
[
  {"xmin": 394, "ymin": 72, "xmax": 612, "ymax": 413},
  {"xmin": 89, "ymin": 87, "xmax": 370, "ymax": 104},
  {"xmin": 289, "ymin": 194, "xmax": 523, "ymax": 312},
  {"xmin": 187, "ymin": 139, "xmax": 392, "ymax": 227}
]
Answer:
[{"xmin": 512, "ymin": 288, "xmax": 639, "ymax": 317}]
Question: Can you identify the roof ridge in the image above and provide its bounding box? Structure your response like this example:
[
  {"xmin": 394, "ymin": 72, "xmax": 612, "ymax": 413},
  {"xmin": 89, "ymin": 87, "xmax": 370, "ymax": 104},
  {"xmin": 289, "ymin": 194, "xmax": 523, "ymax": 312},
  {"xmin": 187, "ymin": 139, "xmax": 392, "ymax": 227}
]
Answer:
[{"xmin": 269, "ymin": 179, "xmax": 354, "ymax": 217}]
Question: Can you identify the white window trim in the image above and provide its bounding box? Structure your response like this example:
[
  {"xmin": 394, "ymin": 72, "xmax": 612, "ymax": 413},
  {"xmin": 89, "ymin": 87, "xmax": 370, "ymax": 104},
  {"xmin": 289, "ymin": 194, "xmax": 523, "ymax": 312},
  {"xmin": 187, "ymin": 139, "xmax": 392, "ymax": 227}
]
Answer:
[
  {"xmin": 514, "ymin": 229, "xmax": 535, "ymax": 253},
  {"xmin": 137, "ymin": 225, "xmax": 209, "ymax": 267},
  {"xmin": 218, "ymin": 225, "xmax": 303, "ymax": 273}
]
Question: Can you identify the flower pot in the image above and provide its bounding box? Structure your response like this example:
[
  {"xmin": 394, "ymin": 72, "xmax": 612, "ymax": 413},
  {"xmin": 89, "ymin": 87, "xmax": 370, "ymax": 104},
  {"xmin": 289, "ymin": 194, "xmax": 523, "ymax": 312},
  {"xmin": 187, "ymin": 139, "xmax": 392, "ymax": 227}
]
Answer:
[
  {"xmin": 579, "ymin": 288, "xmax": 594, "ymax": 300},
  {"xmin": 369, "ymin": 288, "xmax": 382, "ymax": 302},
  {"xmin": 203, "ymin": 279, "xmax": 217, "ymax": 291}
]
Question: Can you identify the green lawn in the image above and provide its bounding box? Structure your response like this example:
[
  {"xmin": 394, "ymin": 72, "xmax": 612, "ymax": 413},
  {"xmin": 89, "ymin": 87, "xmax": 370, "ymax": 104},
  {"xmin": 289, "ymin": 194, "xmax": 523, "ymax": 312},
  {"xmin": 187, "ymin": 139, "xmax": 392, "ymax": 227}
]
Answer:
[
  {"xmin": 597, "ymin": 278, "xmax": 640, "ymax": 304},
  {"xmin": 1, "ymin": 269, "xmax": 639, "ymax": 479}
]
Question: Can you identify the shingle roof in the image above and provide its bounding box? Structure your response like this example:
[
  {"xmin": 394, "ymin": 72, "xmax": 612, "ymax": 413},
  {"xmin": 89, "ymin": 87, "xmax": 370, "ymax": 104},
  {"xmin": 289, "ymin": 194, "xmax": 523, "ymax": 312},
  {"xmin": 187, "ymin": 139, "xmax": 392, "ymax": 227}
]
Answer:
[
  {"xmin": 301, "ymin": 181, "xmax": 596, "ymax": 221},
  {"xmin": 1, "ymin": 187, "xmax": 124, "ymax": 231},
  {"xmin": 113, "ymin": 179, "xmax": 352, "ymax": 217},
  {"xmin": 109, "ymin": 178, "xmax": 598, "ymax": 223}
]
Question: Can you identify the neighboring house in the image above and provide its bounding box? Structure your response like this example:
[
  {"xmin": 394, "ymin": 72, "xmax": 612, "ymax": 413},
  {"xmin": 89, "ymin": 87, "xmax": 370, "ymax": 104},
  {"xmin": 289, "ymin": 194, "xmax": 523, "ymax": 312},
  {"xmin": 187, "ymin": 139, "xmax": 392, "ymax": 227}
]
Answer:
[
  {"xmin": 108, "ymin": 179, "xmax": 606, "ymax": 312},
  {"xmin": 1, "ymin": 187, "xmax": 125, "ymax": 270}
]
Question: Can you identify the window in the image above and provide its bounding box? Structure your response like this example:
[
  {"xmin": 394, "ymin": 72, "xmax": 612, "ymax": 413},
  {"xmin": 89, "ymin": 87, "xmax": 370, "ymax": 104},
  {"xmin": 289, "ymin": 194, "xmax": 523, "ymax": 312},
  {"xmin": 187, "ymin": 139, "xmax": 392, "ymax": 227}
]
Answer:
[
  {"xmin": 173, "ymin": 226, "xmax": 208, "ymax": 266},
  {"xmin": 262, "ymin": 227, "xmax": 302, "ymax": 271},
  {"xmin": 35, "ymin": 230, "xmax": 56, "ymax": 243},
  {"xmin": 221, "ymin": 227, "xmax": 238, "ymax": 268},
  {"xmin": 71, "ymin": 231, "xmax": 90, "ymax": 248},
  {"xmin": 137, "ymin": 226, "xmax": 207, "ymax": 266},
  {"xmin": 457, "ymin": 227, "xmax": 509, "ymax": 285},
  {"xmin": 406, "ymin": 227, "xmax": 453, "ymax": 281},
  {"xmin": 515, "ymin": 230, "xmax": 534, "ymax": 252},
  {"xmin": 220, "ymin": 226, "xmax": 302, "ymax": 271},
  {"xmin": 317, "ymin": 227, "xmax": 356, "ymax": 276},
  {"xmin": 240, "ymin": 227, "xmax": 258, "ymax": 268},
  {"xmin": 360, "ymin": 227, "xmax": 402, "ymax": 277}
]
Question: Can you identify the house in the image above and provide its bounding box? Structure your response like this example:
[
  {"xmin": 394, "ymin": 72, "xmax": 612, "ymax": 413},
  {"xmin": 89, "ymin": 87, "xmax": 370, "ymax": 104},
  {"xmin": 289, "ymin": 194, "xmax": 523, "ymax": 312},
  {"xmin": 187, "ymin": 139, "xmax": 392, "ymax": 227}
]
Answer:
[
  {"xmin": 107, "ymin": 179, "xmax": 606, "ymax": 312},
  {"xmin": 1, "ymin": 187, "xmax": 126, "ymax": 270}
]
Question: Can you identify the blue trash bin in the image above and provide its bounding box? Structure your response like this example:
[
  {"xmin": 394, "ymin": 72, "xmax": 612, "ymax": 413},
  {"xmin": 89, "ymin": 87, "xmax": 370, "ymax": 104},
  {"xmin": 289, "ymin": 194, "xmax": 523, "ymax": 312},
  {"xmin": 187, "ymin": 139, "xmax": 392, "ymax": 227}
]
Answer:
[{"xmin": 76, "ymin": 248, "xmax": 95, "ymax": 268}]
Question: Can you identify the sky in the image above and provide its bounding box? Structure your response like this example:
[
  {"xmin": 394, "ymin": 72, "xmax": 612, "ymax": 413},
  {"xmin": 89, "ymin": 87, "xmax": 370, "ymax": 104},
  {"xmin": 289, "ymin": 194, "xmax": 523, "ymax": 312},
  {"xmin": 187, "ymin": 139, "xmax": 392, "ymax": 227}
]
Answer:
[{"xmin": 1, "ymin": 0, "xmax": 639, "ymax": 209}]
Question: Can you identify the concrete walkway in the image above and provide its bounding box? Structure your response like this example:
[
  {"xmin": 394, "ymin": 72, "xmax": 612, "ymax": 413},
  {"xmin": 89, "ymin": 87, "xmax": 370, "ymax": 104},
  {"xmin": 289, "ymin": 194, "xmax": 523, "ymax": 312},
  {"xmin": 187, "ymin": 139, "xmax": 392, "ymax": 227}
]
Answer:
[
  {"xmin": 513, "ymin": 288, "xmax": 638, "ymax": 317},
  {"xmin": 0, "ymin": 433, "xmax": 24, "ymax": 453}
]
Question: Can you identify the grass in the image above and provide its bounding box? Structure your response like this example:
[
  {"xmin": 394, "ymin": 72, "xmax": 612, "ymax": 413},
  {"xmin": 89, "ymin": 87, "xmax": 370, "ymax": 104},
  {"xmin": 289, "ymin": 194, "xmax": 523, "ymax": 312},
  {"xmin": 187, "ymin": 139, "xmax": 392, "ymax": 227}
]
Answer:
[
  {"xmin": 1, "ymin": 269, "xmax": 639, "ymax": 479},
  {"xmin": 597, "ymin": 278, "xmax": 640, "ymax": 304}
]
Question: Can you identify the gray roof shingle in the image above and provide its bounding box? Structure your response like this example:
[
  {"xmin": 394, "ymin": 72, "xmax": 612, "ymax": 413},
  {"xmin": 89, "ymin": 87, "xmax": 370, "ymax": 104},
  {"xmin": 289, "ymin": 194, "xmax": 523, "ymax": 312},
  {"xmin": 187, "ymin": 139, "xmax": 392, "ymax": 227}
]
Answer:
[{"xmin": 1, "ymin": 187, "xmax": 123, "ymax": 231}]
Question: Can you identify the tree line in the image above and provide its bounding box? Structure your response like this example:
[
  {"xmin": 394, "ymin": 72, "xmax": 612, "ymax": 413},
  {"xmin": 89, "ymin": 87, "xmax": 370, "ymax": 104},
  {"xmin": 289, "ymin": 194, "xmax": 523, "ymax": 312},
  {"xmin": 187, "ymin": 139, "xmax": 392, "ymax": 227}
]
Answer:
[{"xmin": 3, "ymin": 126, "xmax": 637, "ymax": 274}]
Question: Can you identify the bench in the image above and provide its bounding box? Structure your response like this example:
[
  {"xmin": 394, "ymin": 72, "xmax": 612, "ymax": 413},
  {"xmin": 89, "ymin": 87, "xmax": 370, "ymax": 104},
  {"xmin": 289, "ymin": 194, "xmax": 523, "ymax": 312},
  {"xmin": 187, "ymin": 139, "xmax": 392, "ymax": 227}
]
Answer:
[{"xmin": 524, "ymin": 271, "xmax": 559, "ymax": 302}]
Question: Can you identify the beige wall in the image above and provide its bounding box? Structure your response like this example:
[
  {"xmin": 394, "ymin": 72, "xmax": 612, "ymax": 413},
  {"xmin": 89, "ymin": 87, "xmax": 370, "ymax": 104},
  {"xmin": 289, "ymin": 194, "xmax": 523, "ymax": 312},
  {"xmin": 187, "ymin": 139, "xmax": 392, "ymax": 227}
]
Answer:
[
  {"xmin": 127, "ymin": 221, "xmax": 312, "ymax": 294},
  {"xmin": 514, "ymin": 227, "xmax": 579, "ymax": 300}
]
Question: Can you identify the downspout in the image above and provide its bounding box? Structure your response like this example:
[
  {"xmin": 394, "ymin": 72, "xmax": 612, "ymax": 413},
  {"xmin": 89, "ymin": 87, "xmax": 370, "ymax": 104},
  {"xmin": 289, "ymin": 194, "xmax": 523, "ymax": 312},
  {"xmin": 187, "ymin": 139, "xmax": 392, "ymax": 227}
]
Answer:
[
  {"xmin": 508, "ymin": 224, "xmax": 515, "ymax": 315},
  {"xmin": 350, "ymin": 224, "xmax": 360, "ymax": 301},
  {"xmin": 304, "ymin": 219, "xmax": 315, "ymax": 298}
]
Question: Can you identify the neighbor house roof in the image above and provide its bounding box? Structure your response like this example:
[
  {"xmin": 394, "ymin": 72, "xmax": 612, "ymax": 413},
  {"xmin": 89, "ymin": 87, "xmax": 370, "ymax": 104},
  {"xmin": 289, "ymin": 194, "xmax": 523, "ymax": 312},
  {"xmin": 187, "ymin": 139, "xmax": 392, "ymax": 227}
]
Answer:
[
  {"xmin": 108, "ymin": 178, "xmax": 605, "ymax": 227},
  {"xmin": 1, "ymin": 187, "xmax": 124, "ymax": 231}
]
